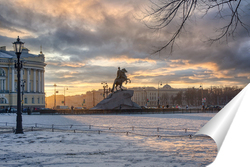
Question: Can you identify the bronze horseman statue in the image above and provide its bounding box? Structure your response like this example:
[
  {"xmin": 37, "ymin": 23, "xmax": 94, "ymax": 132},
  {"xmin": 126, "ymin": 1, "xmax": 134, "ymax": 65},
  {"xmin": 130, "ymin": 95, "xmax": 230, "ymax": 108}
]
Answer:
[
  {"xmin": 111, "ymin": 67, "xmax": 131, "ymax": 92},
  {"xmin": 91, "ymin": 67, "xmax": 140, "ymax": 110}
]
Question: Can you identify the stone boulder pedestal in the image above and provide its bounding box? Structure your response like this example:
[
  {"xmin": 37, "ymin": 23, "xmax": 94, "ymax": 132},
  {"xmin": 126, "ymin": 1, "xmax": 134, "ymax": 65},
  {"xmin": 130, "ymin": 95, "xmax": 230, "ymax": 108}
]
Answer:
[{"xmin": 91, "ymin": 90, "xmax": 141, "ymax": 110}]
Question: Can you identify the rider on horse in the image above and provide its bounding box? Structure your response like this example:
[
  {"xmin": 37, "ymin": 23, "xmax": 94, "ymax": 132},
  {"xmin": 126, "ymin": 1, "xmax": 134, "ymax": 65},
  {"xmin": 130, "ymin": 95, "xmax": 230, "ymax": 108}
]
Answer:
[
  {"xmin": 111, "ymin": 67, "xmax": 131, "ymax": 92},
  {"xmin": 117, "ymin": 67, "xmax": 122, "ymax": 80}
]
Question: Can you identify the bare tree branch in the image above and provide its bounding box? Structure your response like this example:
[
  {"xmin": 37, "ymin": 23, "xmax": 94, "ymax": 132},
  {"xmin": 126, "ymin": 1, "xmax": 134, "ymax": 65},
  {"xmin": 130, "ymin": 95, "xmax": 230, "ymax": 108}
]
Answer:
[{"xmin": 142, "ymin": 0, "xmax": 249, "ymax": 54}]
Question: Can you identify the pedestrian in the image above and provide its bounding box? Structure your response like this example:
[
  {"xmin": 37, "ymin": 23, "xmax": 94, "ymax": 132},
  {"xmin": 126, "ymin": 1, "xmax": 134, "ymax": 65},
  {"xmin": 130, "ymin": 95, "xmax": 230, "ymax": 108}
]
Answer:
[
  {"xmin": 27, "ymin": 107, "xmax": 31, "ymax": 115},
  {"xmin": 186, "ymin": 105, "xmax": 188, "ymax": 110}
]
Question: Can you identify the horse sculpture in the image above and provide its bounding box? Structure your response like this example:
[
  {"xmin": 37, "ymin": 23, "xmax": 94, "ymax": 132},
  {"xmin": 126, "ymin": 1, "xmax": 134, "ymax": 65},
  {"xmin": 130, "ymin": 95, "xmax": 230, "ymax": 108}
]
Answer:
[{"xmin": 111, "ymin": 68, "xmax": 131, "ymax": 92}]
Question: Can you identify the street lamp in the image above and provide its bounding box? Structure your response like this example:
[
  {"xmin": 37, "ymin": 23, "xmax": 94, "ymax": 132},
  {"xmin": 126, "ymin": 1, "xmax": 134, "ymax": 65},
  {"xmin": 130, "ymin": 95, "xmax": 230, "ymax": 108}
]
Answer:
[
  {"xmin": 158, "ymin": 81, "xmax": 162, "ymax": 108},
  {"xmin": 101, "ymin": 82, "xmax": 108, "ymax": 99},
  {"xmin": 54, "ymin": 84, "xmax": 59, "ymax": 109},
  {"xmin": 200, "ymin": 84, "xmax": 205, "ymax": 109},
  {"xmin": 13, "ymin": 36, "xmax": 24, "ymax": 134},
  {"xmin": 21, "ymin": 80, "xmax": 26, "ymax": 113},
  {"xmin": 64, "ymin": 87, "xmax": 68, "ymax": 106},
  {"xmin": 143, "ymin": 87, "xmax": 147, "ymax": 107}
]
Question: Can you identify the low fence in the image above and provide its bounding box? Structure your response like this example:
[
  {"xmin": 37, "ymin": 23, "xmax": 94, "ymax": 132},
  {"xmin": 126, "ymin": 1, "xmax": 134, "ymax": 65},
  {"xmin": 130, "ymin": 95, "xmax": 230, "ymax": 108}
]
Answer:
[
  {"xmin": 0, "ymin": 121, "xmax": 209, "ymax": 140},
  {"xmin": 37, "ymin": 108, "xmax": 219, "ymax": 115}
]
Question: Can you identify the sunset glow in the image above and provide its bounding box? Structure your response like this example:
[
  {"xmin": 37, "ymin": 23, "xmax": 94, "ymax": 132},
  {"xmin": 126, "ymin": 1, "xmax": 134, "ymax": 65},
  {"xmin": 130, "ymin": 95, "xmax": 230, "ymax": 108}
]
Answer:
[{"xmin": 0, "ymin": 0, "xmax": 249, "ymax": 96}]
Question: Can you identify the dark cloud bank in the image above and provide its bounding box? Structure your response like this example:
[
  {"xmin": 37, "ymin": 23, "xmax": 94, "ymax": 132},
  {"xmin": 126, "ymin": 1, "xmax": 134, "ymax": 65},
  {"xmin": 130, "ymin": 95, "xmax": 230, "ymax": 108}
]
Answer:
[{"xmin": 0, "ymin": 0, "xmax": 249, "ymax": 88}]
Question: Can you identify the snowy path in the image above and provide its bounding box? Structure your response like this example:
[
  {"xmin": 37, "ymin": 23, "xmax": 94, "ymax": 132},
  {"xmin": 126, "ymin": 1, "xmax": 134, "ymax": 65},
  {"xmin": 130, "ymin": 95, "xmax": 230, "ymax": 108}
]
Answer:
[{"xmin": 0, "ymin": 113, "xmax": 217, "ymax": 167}]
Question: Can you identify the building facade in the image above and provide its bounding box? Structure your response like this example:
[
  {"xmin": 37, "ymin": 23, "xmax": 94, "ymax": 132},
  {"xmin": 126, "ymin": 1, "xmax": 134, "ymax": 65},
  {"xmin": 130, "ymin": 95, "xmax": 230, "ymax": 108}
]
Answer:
[
  {"xmin": 0, "ymin": 46, "xmax": 46, "ymax": 110},
  {"xmin": 82, "ymin": 85, "xmax": 187, "ymax": 109},
  {"xmin": 130, "ymin": 85, "xmax": 187, "ymax": 107},
  {"xmin": 85, "ymin": 89, "xmax": 104, "ymax": 109},
  {"xmin": 45, "ymin": 94, "xmax": 87, "ymax": 109}
]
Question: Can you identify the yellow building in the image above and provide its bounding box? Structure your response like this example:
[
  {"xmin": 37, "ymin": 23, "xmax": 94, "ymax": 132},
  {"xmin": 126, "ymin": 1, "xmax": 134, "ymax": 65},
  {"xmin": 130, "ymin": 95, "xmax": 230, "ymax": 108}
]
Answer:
[
  {"xmin": 86, "ymin": 89, "xmax": 104, "ymax": 109},
  {"xmin": 131, "ymin": 85, "xmax": 187, "ymax": 107},
  {"xmin": 83, "ymin": 86, "xmax": 187, "ymax": 109},
  {"xmin": 0, "ymin": 46, "xmax": 46, "ymax": 110},
  {"xmin": 45, "ymin": 94, "xmax": 86, "ymax": 109}
]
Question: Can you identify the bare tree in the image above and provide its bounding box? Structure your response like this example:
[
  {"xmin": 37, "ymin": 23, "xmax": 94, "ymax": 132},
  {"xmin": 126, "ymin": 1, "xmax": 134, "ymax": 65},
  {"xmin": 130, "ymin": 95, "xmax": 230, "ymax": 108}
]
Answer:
[
  {"xmin": 175, "ymin": 90, "xmax": 183, "ymax": 105},
  {"xmin": 184, "ymin": 87, "xmax": 201, "ymax": 106},
  {"xmin": 142, "ymin": 0, "xmax": 249, "ymax": 53}
]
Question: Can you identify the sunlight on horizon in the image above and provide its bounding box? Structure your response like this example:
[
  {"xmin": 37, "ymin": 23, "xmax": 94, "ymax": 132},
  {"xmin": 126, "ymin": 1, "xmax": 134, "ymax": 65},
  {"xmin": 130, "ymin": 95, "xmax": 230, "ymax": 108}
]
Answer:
[
  {"xmin": 44, "ymin": 82, "xmax": 246, "ymax": 97},
  {"xmin": 1, "ymin": 0, "xmax": 249, "ymax": 98}
]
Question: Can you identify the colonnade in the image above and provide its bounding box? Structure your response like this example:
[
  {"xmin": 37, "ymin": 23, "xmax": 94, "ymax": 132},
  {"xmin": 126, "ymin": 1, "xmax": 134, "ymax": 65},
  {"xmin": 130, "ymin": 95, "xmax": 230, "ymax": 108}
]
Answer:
[{"xmin": 8, "ymin": 67, "xmax": 45, "ymax": 93}]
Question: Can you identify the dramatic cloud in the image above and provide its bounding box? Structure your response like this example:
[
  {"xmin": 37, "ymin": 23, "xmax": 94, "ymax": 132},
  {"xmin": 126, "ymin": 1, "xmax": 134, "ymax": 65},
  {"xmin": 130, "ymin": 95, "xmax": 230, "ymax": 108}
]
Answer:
[{"xmin": 0, "ymin": 0, "xmax": 249, "ymax": 96}]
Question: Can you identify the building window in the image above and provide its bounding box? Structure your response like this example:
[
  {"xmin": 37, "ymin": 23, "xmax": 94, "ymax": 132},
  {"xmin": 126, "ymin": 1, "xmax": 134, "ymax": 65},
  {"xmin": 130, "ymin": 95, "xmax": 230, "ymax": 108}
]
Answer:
[
  {"xmin": 0, "ymin": 68, "xmax": 6, "ymax": 92},
  {"xmin": 0, "ymin": 98, "xmax": 6, "ymax": 104},
  {"xmin": 0, "ymin": 79, "xmax": 5, "ymax": 91},
  {"xmin": 32, "ymin": 97, "xmax": 34, "ymax": 104},
  {"xmin": 25, "ymin": 98, "xmax": 28, "ymax": 104},
  {"xmin": 0, "ymin": 68, "xmax": 6, "ymax": 77},
  {"xmin": 38, "ymin": 98, "xmax": 40, "ymax": 104}
]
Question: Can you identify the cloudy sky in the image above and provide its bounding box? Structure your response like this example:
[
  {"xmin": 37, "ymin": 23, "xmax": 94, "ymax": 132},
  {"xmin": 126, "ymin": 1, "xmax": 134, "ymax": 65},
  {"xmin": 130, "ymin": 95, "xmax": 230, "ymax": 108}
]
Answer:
[{"xmin": 0, "ymin": 0, "xmax": 249, "ymax": 96}]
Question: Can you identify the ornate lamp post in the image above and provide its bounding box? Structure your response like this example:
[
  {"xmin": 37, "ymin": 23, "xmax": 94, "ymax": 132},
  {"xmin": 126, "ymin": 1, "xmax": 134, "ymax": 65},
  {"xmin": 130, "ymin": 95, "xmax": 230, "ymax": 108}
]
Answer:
[
  {"xmin": 200, "ymin": 84, "xmax": 204, "ymax": 109},
  {"xmin": 13, "ymin": 36, "xmax": 24, "ymax": 134},
  {"xmin": 54, "ymin": 84, "xmax": 59, "ymax": 109},
  {"xmin": 64, "ymin": 87, "xmax": 68, "ymax": 106},
  {"xmin": 21, "ymin": 80, "xmax": 26, "ymax": 112},
  {"xmin": 101, "ymin": 82, "xmax": 108, "ymax": 99},
  {"xmin": 143, "ymin": 87, "xmax": 147, "ymax": 107}
]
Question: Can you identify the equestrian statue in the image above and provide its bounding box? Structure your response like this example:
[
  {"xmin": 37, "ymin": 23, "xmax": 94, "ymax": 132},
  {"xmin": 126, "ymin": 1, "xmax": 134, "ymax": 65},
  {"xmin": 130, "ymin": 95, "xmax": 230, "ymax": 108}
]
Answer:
[{"xmin": 111, "ymin": 67, "xmax": 131, "ymax": 92}]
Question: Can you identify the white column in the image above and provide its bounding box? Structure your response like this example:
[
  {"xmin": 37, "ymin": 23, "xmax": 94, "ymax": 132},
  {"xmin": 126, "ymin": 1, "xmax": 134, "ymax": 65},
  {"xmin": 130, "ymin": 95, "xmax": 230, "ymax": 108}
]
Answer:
[
  {"xmin": 27, "ymin": 69, "xmax": 30, "ymax": 92},
  {"xmin": 12, "ymin": 68, "xmax": 15, "ymax": 92},
  {"xmin": 3, "ymin": 80, "xmax": 5, "ymax": 91},
  {"xmin": 38, "ymin": 70, "xmax": 41, "ymax": 92},
  {"xmin": 33, "ymin": 70, "xmax": 36, "ymax": 92},
  {"xmin": 0, "ymin": 79, "xmax": 4, "ymax": 90},
  {"xmin": 7, "ymin": 67, "xmax": 10, "ymax": 91},
  {"xmin": 41, "ymin": 70, "xmax": 44, "ymax": 93},
  {"xmin": 21, "ymin": 69, "xmax": 23, "ymax": 81}
]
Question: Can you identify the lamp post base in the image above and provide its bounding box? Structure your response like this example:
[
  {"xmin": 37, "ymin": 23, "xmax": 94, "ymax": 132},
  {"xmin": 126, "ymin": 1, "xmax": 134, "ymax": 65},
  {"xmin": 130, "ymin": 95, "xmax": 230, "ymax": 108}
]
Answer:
[
  {"xmin": 15, "ymin": 113, "xmax": 23, "ymax": 134},
  {"xmin": 15, "ymin": 129, "xmax": 24, "ymax": 134}
]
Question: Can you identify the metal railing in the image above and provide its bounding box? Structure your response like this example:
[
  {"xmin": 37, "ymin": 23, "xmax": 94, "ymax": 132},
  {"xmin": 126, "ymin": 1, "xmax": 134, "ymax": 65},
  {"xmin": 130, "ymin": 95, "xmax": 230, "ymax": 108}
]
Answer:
[
  {"xmin": 0, "ymin": 122, "xmax": 210, "ymax": 140},
  {"xmin": 36, "ymin": 108, "xmax": 219, "ymax": 115}
]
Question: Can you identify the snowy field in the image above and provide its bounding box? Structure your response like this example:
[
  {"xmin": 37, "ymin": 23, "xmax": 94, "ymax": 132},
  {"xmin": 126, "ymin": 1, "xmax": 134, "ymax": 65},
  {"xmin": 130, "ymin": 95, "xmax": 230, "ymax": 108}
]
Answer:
[{"xmin": 0, "ymin": 113, "xmax": 217, "ymax": 167}]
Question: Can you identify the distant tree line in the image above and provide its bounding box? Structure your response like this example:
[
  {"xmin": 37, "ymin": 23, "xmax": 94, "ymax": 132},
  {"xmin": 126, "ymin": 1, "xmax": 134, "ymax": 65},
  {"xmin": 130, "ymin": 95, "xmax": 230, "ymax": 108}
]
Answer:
[{"xmin": 160, "ymin": 86, "xmax": 242, "ymax": 106}]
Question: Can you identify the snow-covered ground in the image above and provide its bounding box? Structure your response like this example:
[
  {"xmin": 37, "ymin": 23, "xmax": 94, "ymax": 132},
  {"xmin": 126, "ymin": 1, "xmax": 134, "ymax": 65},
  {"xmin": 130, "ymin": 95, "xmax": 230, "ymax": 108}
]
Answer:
[{"xmin": 0, "ymin": 113, "xmax": 217, "ymax": 167}]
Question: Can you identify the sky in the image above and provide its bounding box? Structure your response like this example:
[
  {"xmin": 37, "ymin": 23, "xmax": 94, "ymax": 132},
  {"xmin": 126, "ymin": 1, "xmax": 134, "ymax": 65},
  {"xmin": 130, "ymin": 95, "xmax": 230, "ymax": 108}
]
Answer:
[{"xmin": 0, "ymin": 0, "xmax": 249, "ymax": 96}]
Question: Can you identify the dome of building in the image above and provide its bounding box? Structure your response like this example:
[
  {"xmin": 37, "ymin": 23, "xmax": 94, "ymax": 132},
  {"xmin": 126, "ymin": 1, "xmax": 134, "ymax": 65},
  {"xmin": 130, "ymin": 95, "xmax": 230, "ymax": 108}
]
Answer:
[{"xmin": 163, "ymin": 84, "xmax": 172, "ymax": 89}]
